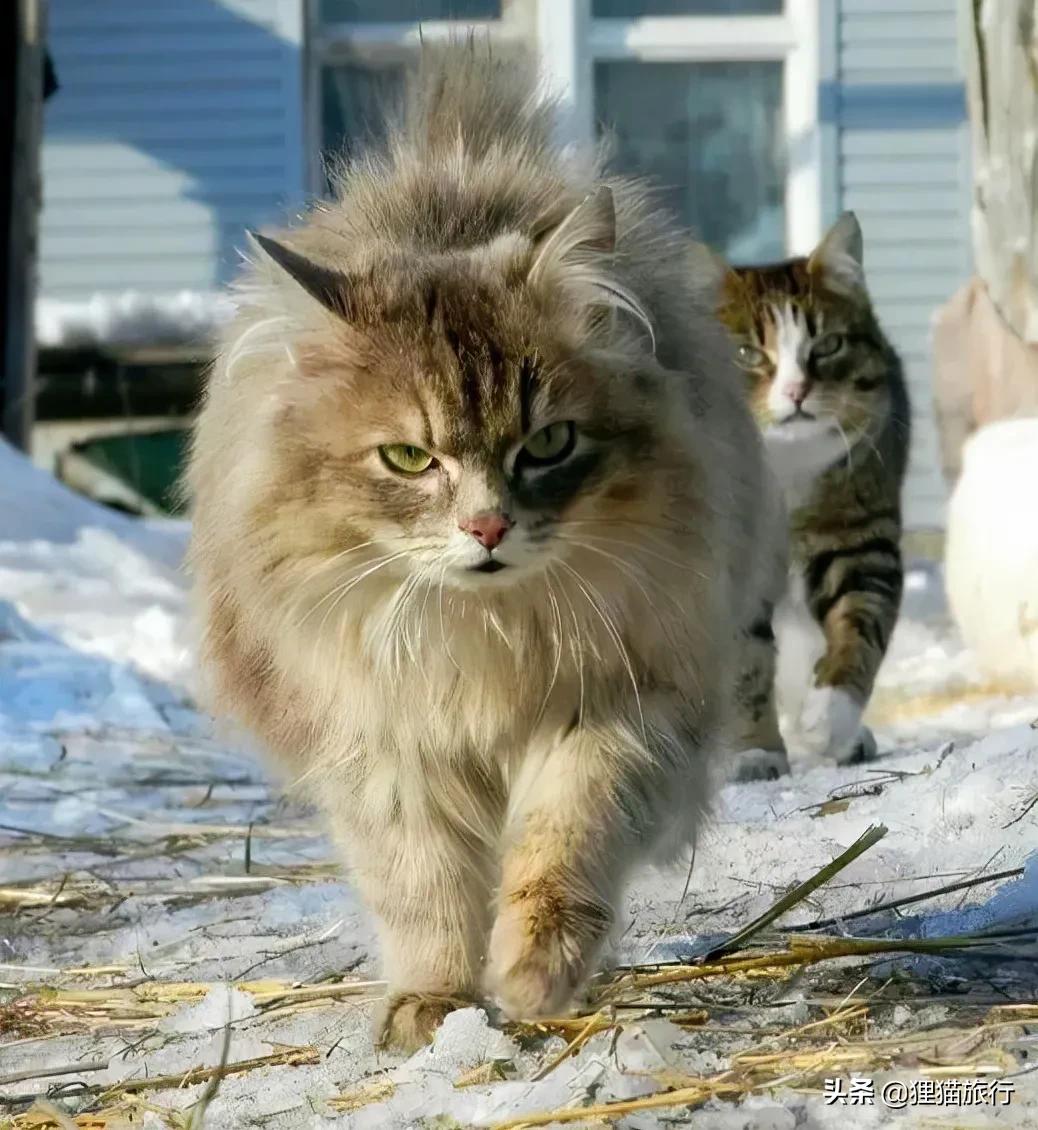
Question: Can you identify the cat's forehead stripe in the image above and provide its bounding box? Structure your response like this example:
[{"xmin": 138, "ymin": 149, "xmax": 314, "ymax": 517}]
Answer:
[{"xmin": 425, "ymin": 318, "xmax": 535, "ymax": 458}]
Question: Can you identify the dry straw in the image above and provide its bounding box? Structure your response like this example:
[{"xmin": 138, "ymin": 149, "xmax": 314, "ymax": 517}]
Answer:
[{"xmin": 4, "ymin": 825, "xmax": 1034, "ymax": 1129}]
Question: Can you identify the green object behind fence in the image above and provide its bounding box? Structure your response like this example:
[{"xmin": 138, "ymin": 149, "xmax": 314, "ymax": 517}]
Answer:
[{"xmin": 75, "ymin": 428, "xmax": 189, "ymax": 515}]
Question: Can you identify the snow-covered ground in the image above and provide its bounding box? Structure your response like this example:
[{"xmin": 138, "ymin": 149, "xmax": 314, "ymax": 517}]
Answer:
[
  {"xmin": 1, "ymin": 441, "xmax": 1035, "ymax": 1129},
  {"xmin": 36, "ymin": 292, "xmax": 235, "ymax": 352}
]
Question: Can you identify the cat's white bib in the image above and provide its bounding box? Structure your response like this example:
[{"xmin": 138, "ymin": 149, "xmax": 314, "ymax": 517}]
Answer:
[{"xmin": 764, "ymin": 421, "xmax": 847, "ymax": 512}]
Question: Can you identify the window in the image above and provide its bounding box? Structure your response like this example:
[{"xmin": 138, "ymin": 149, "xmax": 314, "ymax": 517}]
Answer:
[
  {"xmin": 596, "ymin": 60, "xmax": 785, "ymax": 259},
  {"xmin": 310, "ymin": 0, "xmax": 524, "ymax": 192},
  {"xmin": 309, "ymin": 0, "xmax": 819, "ymax": 261},
  {"xmin": 321, "ymin": 63, "xmax": 405, "ymax": 160},
  {"xmin": 587, "ymin": 0, "xmax": 819, "ymax": 261}
]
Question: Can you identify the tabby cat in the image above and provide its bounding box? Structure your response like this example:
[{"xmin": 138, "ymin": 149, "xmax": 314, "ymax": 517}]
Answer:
[
  {"xmin": 187, "ymin": 44, "xmax": 785, "ymax": 1050},
  {"xmin": 718, "ymin": 213, "xmax": 910, "ymax": 765}
]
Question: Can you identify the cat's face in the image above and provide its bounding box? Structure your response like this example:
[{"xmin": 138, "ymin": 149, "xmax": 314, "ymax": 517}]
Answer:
[
  {"xmin": 252, "ymin": 211, "xmax": 677, "ymax": 601},
  {"xmin": 717, "ymin": 214, "xmax": 892, "ymax": 455},
  {"xmin": 287, "ymin": 295, "xmax": 657, "ymax": 592}
]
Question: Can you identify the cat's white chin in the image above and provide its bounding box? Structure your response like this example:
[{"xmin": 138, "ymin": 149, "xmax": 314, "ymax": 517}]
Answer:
[
  {"xmin": 444, "ymin": 554, "xmax": 543, "ymax": 591},
  {"xmin": 456, "ymin": 560, "xmax": 517, "ymax": 585},
  {"xmin": 765, "ymin": 415, "xmax": 838, "ymax": 443}
]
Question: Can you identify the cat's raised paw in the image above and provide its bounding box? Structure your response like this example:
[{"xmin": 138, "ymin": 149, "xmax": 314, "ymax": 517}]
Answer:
[
  {"xmin": 488, "ymin": 877, "xmax": 608, "ymax": 1017},
  {"xmin": 375, "ymin": 991, "xmax": 472, "ymax": 1052}
]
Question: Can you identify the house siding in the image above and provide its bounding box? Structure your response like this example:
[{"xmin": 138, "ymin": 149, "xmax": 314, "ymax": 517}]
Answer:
[
  {"xmin": 39, "ymin": 0, "xmax": 305, "ymax": 301},
  {"xmin": 39, "ymin": 0, "xmax": 969, "ymax": 531},
  {"xmin": 833, "ymin": 0, "xmax": 971, "ymax": 531}
]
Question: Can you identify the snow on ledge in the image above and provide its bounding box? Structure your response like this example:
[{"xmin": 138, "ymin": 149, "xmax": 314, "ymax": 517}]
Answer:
[{"xmin": 36, "ymin": 291, "xmax": 238, "ymax": 351}]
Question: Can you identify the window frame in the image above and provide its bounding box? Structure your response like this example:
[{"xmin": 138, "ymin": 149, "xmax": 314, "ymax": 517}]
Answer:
[
  {"xmin": 306, "ymin": 0, "xmax": 821, "ymax": 257},
  {"xmin": 305, "ymin": 1, "xmax": 532, "ymax": 194}
]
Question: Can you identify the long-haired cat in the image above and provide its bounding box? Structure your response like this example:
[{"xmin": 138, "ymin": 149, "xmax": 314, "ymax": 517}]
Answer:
[
  {"xmin": 718, "ymin": 213, "xmax": 910, "ymax": 765},
  {"xmin": 187, "ymin": 43, "xmax": 785, "ymax": 1050}
]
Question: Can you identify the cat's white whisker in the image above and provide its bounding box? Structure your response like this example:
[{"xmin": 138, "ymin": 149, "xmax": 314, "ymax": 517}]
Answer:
[
  {"xmin": 556, "ymin": 558, "xmax": 647, "ymax": 744},
  {"xmin": 532, "ymin": 576, "xmax": 565, "ymax": 728},
  {"xmin": 312, "ymin": 551, "xmax": 411, "ymax": 635},
  {"xmin": 555, "ymin": 534, "xmax": 686, "ymax": 619}
]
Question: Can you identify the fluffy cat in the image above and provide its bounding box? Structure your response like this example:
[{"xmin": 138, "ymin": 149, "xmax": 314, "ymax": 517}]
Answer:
[
  {"xmin": 717, "ymin": 213, "xmax": 910, "ymax": 765},
  {"xmin": 187, "ymin": 43, "xmax": 785, "ymax": 1050}
]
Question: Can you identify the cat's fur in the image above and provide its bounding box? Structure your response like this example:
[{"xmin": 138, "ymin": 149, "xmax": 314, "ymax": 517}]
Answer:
[
  {"xmin": 187, "ymin": 43, "xmax": 786, "ymax": 1050},
  {"xmin": 717, "ymin": 213, "xmax": 910, "ymax": 764}
]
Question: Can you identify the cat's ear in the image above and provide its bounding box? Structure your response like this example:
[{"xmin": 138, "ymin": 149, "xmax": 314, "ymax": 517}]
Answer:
[
  {"xmin": 808, "ymin": 212, "xmax": 865, "ymax": 293},
  {"xmin": 715, "ymin": 266, "xmax": 743, "ymax": 316},
  {"xmin": 525, "ymin": 188, "xmax": 655, "ymax": 352},
  {"xmin": 247, "ymin": 231, "xmax": 355, "ymax": 319},
  {"xmin": 526, "ymin": 187, "xmax": 616, "ymax": 288}
]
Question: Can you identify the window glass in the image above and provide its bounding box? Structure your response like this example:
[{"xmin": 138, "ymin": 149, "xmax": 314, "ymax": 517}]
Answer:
[
  {"xmin": 321, "ymin": 64, "xmax": 406, "ymax": 168},
  {"xmin": 320, "ymin": 1, "xmax": 500, "ymax": 22},
  {"xmin": 595, "ymin": 60, "xmax": 785, "ymax": 261},
  {"xmin": 593, "ymin": 1, "xmax": 781, "ymax": 15}
]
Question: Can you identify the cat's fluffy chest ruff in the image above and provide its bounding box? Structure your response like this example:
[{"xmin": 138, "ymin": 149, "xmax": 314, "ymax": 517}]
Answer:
[{"xmin": 280, "ymin": 561, "xmax": 709, "ymax": 767}]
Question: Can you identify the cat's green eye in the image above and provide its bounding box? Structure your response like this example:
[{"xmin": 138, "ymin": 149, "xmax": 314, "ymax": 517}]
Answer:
[
  {"xmin": 379, "ymin": 444, "xmax": 435, "ymax": 475},
  {"xmin": 813, "ymin": 333, "xmax": 844, "ymax": 359},
  {"xmin": 521, "ymin": 421, "xmax": 576, "ymax": 466},
  {"xmin": 736, "ymin": 343, "xmax": 767, "ymax": 369}
]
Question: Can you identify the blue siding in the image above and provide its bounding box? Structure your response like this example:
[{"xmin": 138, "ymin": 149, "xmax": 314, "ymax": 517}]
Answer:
[
  {"xmin": 40, "ymin": 0, "xmax": 305, "ymax": 301},
  {"xmin": 832, "ymin": 0, "xmax": 970, "ymax": 531}
]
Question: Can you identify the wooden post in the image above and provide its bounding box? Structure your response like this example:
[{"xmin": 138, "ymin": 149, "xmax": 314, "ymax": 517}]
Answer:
[
  {"xmin": 964, "ymin": 0, "xmax": 1038, "ymax": 343},
  {"xmin": 1, "ymin": 0, "xmax": 46, "ymax": 453},
  {"xmin": 932, "ymin": 1, "xmax": 1038, "ymax": 486},
  {"xmin": 941, "ymin": 2, "xmax": 1038, "ymax": 666}
]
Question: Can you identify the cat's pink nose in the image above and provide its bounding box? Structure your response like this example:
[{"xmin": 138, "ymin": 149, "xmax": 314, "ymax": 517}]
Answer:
[
  {"xmin": 460, "ymin": 512, "xmax": 512, "ymax": 550},
  {"xmin": 786, "ymin": 383, "xmax": 808, "ymax": 407}
]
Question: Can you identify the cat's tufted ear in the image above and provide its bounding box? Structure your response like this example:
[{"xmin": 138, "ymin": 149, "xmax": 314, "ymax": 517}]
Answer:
[
  {"xmin": 526, "ymin": 187, "xmax": 655, "ymax": 352},
  {"xmin": 247, "ymin": 231, "xmax": 355, "ymax": 319},
  {"xmin": 526, "ymin": 186, "xmax": 616, "ymax": 288},
  {"xmin": 808, "ymin": 212, "xmax": 865, "ymax": 293}
]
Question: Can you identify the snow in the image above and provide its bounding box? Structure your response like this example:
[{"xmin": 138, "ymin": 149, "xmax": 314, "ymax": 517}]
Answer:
[
  {"xmin": 0, "ymin": 439, "xmax": 1035, "ymax": 1128},
  {"xmin": 157, "ymin": 984, "xmax": 258, "ymax": 1034},
  {"xmin": 945, "ymin": 419, "xmax": 1038, "ymax": 688},
  {"xmin": 36, "ymin": 291, "xmax": 236, "ymax": 351}
]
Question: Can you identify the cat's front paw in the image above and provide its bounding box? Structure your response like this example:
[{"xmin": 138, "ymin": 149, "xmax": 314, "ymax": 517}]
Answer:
[
  {"xmin": 790, "ymin": 684, "xmax": 863, "ymax": 761},
  {"xmin": 375, "ymin": 990, "xmax": 472, "ymax": 1052},
  {"xmin": 488, "ymin": 877, "xmax": 609, "ymax": 1018},
  {"xmin": 842, "ymin": 724, "xmax": 879, "ymax": 765},
  {"xmin": 727, "ymin": 746, "xmax": 791, "ymax": 783}
]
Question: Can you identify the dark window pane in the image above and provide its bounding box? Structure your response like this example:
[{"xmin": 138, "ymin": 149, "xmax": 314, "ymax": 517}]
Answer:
[
  {"xmin": 321, "ymin": 64, "xmax": 406, "ymax": 171},
  {"xmin": 320, "ymin": 0, "xmax": 500, "ymax": 22},
  {"xmin": 595, "ymin": 60, "xmax": 785, "ymax": 261},
  {"xmin": 594, "ymin": 1, "xmax": 781, "ymax": 15}
]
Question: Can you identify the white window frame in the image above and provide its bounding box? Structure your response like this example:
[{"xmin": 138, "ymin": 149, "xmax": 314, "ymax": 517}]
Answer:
[{"xmin": 307, "ymin": 0, "xmax": 820, "ymax": 257}]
